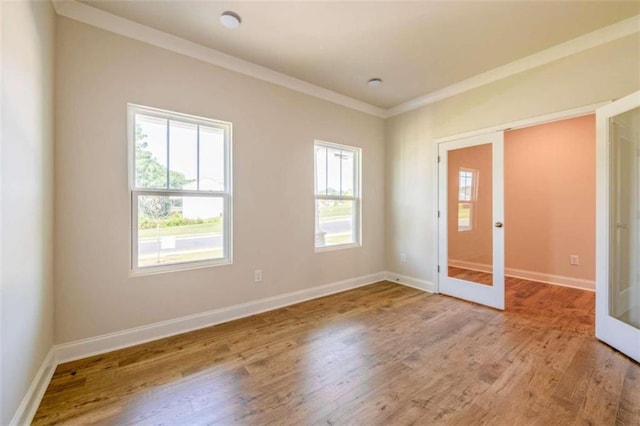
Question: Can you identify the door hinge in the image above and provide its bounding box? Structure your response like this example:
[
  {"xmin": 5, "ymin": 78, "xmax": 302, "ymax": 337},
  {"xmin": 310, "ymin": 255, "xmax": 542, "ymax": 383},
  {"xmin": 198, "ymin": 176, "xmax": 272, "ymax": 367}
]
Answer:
[
  {"xmin": 438, "ymin": 210, "xmax": 440, "ymax": 218},
  {"xmin": 437, "ymin": 155, "xmax": 441, "ymax": 163},
  {"xmin": 437, "ymin": 265, "xmax": 441, "ymax": 273}
]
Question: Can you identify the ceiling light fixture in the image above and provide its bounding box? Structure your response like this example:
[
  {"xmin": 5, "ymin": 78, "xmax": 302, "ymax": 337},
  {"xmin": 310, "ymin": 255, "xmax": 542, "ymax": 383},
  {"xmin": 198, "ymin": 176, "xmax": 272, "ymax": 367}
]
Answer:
[
  {"xmin": 367, "ymin": 78, "xmax": 382, "ymax": 88},
  {"xmin": 220, "ymin": 11, "xmax": 242, "ymax": 29}
]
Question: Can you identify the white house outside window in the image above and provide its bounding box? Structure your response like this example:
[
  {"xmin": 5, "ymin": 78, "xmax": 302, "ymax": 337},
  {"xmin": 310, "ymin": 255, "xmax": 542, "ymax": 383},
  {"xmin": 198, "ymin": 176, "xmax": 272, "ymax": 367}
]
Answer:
[
  {"xmin": 314, "ymin": 140, "xmax": 361, "ymax": 250},
  {"xmin": 129, "ymin": 104, "xmax": 232, "ymax": 273}
]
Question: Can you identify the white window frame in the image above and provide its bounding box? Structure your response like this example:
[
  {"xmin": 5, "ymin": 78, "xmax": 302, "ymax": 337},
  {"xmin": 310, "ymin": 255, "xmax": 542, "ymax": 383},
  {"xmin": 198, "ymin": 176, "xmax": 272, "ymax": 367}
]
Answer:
[
  {"xmin": 128, "ymin": 104, "xmax": 232, "ymax": 275},
  {"xmin": 314, "ymin": 140, "xmax": 362, "ymax": 251}
]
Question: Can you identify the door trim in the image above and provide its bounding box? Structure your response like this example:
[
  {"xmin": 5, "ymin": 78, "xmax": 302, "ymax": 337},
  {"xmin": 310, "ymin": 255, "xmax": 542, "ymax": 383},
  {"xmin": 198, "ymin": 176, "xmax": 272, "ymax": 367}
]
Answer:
[
  {"xmin": 435, "ymin": 102, "xmax": 607, "ymax": 144},
  {"xmin": 595, "ymin": 90, "xmax": 640, "ymax": 362}
]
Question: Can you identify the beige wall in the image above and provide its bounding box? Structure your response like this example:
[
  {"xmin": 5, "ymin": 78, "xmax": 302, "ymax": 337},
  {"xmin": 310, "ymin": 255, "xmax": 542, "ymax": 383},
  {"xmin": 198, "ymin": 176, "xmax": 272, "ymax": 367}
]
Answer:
[
  {"xmin": 1, "ymin": 1, "xmax": 56, "ymax": 424},
  {"xmin": 505, "ymin": 115, "xmax": 596, "ymax": 283},
  {"xmin": 54, "ymin": 18, "xmax": 385, "ymax": 344},
  {"xmin": 386, "ymin": 34, "xmax": 640, "ymax": 286}
]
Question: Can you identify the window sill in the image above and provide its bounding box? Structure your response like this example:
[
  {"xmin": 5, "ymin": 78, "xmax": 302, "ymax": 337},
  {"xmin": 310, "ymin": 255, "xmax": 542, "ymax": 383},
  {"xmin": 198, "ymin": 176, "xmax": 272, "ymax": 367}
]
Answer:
[
  {"xmin": 130, "ymin": 258, "xmax": 232, "ymax": 277},
  {"xmin": 315, "ymin": 243, "xmax": 361, "ymax": 253}
]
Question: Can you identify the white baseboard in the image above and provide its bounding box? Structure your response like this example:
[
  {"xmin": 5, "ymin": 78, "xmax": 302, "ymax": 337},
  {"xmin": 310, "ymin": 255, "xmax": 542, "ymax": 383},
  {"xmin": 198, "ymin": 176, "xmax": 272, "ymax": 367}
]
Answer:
[
  {"xmin": 54, "ymin": 271, "xmax": 387, "ymax": 364},
  {"xmin": 448, "ymin": 259, "xmax": 492, "ymax": 273},
  {"xmin": 385, "ymin": 271, "xmax": 436, "ymax": 293},
  {"xmin": 448, "ymin": 259, "xmax": 595, "ymax": 291},
  {"xmin": 9, "ymin": 348, "xmax": 56, "ymax": 426},
  {"xmin": 505, "ymin": 267, "xmax": 595, "ymax": 291}
]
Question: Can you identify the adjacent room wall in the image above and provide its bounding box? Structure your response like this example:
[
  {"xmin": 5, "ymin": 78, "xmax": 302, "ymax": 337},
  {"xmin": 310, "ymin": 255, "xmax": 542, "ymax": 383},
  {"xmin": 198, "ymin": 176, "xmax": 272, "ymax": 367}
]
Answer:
[
  {"xmin": 385, "ymin": 34, "xmax": 640, "ymax": 288},
  {"xmin": 505, "ymin": 115, "xmax": 596, "ymax": 287},
  {"xmin": 1, "ymin": 1, "xmax": 55, "ymax": 424},
  {"xmin": 54, "ymin": 18, "xmax": 385, "ymax": 344},
  {"xmin": 447, "ymin": 143, "xmax": 493, "ymax": 268}
]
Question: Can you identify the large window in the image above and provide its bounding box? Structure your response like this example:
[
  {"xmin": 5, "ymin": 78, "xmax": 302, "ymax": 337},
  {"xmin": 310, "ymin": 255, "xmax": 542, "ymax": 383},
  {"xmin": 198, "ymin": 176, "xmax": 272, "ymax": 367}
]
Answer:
[
  {"xmin": 314, "ymin": 140, "xmax": 361, "ymax": 250},
  {"xmin": 129, "ymin": 105, "xmax": 232, "ymax": 273}
]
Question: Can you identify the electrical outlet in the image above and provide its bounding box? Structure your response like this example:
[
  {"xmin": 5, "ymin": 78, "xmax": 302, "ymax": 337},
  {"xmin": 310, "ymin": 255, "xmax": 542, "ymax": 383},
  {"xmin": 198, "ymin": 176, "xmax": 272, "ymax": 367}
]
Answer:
[
  {"xmin": 570, "ymin": 255, "xmax": 579, "ymax": 266},
  {"xmin": 400, "ymin": 252, "xmax": 407, "ymax": 263},
  {"xmin": 254, "ymin": 270, "xmax": 263, "ymax": 283}
]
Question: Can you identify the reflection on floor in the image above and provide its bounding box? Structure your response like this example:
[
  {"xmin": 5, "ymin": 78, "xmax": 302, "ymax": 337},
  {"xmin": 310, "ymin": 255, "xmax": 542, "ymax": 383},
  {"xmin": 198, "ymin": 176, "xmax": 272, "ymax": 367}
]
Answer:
[
  {"xmin": 34, "ymin": 280, "xmax": 636, "ymax": 425},
  {"xmin": 448, "ymin": 266, "xmax": 493, "ymax": 286}
]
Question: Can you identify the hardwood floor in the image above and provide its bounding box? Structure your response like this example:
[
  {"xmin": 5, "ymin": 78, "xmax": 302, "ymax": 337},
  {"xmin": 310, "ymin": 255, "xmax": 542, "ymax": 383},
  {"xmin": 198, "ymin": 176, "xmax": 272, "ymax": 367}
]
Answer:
[{"xmin": 34, "ymin": 280, "xmax": 638, "ymax": 425}]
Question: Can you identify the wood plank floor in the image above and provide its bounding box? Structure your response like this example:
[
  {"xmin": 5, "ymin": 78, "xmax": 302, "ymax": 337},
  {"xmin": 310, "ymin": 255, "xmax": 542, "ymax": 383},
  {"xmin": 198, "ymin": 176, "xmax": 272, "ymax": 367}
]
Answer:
[{"xmin": 34, "ymin": 279, "xmax": 639, "ymax": 425}]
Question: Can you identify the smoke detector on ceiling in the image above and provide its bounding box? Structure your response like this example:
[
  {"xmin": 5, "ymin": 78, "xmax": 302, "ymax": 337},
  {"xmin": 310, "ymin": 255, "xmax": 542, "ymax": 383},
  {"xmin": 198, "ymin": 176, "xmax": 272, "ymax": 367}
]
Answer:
[
  {"xmin": 220, "ymin": 11, "xmax": 242, "ymax": 29},
  {"xmin": 367, "ymin": 78, "xmax": 382, "ymax": 88}
]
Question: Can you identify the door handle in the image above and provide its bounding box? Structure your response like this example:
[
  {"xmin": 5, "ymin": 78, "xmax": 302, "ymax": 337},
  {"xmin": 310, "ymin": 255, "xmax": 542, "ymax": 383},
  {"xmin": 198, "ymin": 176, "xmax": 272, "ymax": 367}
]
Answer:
[{"xmin": 495, "ymin": 222, "xmax": 503, "ymax": 228}]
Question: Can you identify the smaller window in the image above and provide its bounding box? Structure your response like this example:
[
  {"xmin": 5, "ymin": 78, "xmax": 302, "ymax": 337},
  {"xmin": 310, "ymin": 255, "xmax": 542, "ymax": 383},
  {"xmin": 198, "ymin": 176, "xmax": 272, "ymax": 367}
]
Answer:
[
  {"xmin": 129, "ymin": 104, "xmax": 232, "ymax": 274},
  {"xmin": 458, "ymin": 168, "xmax": 478, "ymax": 232},
  {"xmin": 314, "ymin": 141, "xmax": 361, "ymax": 250}
]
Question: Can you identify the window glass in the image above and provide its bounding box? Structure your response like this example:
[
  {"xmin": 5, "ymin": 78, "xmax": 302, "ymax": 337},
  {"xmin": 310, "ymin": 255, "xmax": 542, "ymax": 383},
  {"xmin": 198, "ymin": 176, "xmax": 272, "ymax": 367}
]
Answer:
[
  {"xmin": 169, "ymin": 120, "xmax": 198, "ymax": 190},
  {"xmin": 315, "ymin": 146, "xmax": 328, "ymax": 195},
  {"xmin": 135, "ymin": 114, "xmax": 168, "ymax": 189},
  {"xmin": 199, "ymin": 126, "xmax": 225, "ymax": 191},
  {"xmin": 340, "ymin": 150, "xmax": 355, "ymax": 196},
  {"xmin": 316, "ymin": 199, "xmax": 357, "ymax": 246},
  {"xmin": 137, "ymin": 195, "xmax": 224, "ymax": 267},
  {"xmin": 326, "ymin": 148, "xmax": 341, "ymax": 196}
]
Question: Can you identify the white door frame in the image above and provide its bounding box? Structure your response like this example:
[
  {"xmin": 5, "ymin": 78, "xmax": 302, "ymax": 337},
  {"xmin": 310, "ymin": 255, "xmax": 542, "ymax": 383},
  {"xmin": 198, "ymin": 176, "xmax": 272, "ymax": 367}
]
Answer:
[
  {"xmin": 433, "ymin": 102, "xmax": 607, "ymax": 294},
  {"xmin": 595, "ymin": 91, "xmax": 640, "ymax": 363}
]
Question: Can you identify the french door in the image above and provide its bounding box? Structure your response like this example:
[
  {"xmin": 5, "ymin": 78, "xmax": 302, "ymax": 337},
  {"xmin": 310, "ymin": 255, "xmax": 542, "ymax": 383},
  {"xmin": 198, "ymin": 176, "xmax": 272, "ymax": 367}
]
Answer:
[
  {"xmin": 596, "ymin": 91, "xmax": 640, "ymax": 362},
  {"xmin": 438, "ymin": 132, "xmax": 505, "ymax": 310}
]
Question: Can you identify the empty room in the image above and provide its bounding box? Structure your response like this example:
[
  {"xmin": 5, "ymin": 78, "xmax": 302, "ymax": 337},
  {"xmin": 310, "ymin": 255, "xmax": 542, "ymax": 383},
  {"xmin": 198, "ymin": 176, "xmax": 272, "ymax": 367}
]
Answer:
[{"xmin": 2, "ymin": 1, "xmax": 639, "ymax": 425}]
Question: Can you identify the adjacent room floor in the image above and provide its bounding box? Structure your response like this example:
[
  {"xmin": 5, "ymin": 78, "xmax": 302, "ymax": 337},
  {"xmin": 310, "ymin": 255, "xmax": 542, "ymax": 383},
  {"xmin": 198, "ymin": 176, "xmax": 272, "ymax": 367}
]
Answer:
[{"xmin": 34, "ymin": 279, "xmax": 638, "ymax": 425}]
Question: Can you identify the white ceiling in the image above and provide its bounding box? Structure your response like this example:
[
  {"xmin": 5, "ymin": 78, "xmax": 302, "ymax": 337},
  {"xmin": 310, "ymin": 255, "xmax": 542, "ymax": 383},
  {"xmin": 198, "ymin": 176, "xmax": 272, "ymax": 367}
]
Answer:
[{"xmin": 81, "ymin": 1, "xmax": 640, "ymax": 109}]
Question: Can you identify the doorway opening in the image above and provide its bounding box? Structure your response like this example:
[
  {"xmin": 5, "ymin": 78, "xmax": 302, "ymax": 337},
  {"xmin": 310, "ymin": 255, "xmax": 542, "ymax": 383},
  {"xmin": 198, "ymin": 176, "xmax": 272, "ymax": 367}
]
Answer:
[{"xmin": 439, "ymin": 114, "xmax": 596, "ymax": 326}]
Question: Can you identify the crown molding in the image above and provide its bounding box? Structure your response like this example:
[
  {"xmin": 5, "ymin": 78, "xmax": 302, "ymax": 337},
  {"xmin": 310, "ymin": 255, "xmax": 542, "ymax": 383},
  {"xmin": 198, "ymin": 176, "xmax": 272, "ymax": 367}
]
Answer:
[
  {"xmin": 52, "ymin": 1, "xmax": 639, "ymax": 120},
  {"xmin": 51, "ymin": 0, "xmax": 387, "ymax": 118},
  {"xmin": 386, "ymin": 14, "xmax": 640, "ymax": 117}
]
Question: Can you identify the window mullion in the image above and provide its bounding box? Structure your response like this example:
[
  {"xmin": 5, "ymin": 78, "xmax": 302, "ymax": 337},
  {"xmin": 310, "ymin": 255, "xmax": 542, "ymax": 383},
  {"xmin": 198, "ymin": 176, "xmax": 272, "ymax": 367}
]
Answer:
[
  {"xmin": 196, "ymin": 124, "xmax": 200, "ymax": 191},
  {"xmin": 315, "ymin": 194, "xmax": 356, "ymax": 202},
  {"xmin": 166, "ymin": 118, "xmax": 170, "ymax": 189},
  {"xmin": 339, "ymin": 149, "xmax": 343, "ymax": 196},
  {"xmin": 134, "ymin": 189, "xmax": 228, "ymax": 197},
  {"xmin": 324, "ymin": 148, "xmax": 328, "ymax": 196}
]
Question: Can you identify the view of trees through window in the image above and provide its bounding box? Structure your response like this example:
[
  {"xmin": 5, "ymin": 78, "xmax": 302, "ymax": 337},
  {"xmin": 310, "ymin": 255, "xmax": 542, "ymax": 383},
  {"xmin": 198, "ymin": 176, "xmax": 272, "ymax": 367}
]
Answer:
[{"xmin": 132, "ymin": 109, "xmax": 229, "ymax": 270}]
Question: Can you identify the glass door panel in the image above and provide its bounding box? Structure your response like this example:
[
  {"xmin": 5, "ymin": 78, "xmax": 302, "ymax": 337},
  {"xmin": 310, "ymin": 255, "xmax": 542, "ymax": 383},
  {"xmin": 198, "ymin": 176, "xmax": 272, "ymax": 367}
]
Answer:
[
  {"xmin": 447, "ymin": 144, "xmax": 493, "ymax": 286},
  {"xmin": 610, "ymin": 106, "xmax": 640, "ymax": 329},
  {"xmin": 596, "ymin": 91, "xmax": 640, "ymax": 362},
  {"xmin": 438, "ymin": 132, "xmax": 505, "ymax": 310}
]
